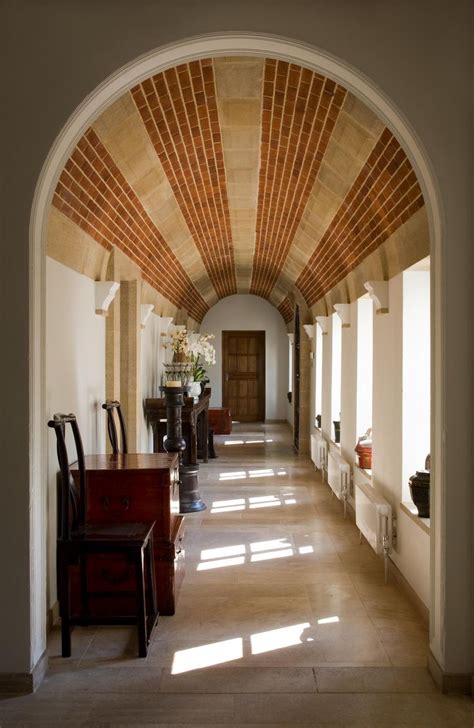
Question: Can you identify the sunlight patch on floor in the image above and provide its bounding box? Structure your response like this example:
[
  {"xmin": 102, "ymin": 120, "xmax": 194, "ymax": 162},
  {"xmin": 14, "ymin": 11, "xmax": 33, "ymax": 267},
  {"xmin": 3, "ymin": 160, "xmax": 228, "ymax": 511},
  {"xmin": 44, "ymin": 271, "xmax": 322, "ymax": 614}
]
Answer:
[
  {"xmin": 211, "ymin": 489, "xmax": 292, "ymax": 513},
  {"xmin": 318, "ymin": 616, "xmax": 340, "ymax": 624},
  {"xmin": 250, "ymin": 623, "xmax": 311, "ymax": 655},
  {"xmin": 197, "ymin": 555, "xmax": 246, "ymax": 571},
  {"xmin": 250, "ymin": 548, "xmax": 294, "ymax": 562},
  {"xmin": 197, "ymin": 538, "xmax": 314, "ymax": 570},
  {"xmin": 223, "ymin": 438, "xmax": 274, "ymax": 445},
  {"xmin": 218, "ymin": 468, "xmax": 287, "ymax": 483},
  {"xmin": 171, "ymin": 638, "xmax": 243, "ymax": 674}
]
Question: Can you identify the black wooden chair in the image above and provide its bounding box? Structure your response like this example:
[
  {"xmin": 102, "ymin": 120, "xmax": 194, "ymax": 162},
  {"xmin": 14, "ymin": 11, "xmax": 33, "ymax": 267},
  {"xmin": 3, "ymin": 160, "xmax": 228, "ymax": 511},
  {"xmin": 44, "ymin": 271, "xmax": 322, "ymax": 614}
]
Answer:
[
  {"xmin": 102, "ymin": 400, "xmax": 128, "ymax": 454},
  {"xmin": 48, "ymin": 413, "xmax": 158, "ymax": 657}
]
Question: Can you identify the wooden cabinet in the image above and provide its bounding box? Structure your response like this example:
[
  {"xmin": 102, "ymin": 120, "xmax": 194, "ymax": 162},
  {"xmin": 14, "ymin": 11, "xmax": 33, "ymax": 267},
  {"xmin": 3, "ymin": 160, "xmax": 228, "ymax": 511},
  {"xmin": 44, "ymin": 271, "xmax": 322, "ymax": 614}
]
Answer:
[{"xmin": 71, "ymin": 453, "xmax": 184, "ymax": 616}]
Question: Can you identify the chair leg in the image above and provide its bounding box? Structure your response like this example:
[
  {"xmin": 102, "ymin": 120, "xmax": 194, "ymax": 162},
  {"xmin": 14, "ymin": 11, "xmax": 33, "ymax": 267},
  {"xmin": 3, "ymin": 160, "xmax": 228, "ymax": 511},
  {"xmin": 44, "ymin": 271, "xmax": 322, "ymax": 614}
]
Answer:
[
  {"xmin": 146, "ymin": 538, "xmax": 158, "ymax": 629},
  {"xmin": 57, "ymin": 552, "xmax": 71, "ymax": 658},
  {"xmin": 135, "ymin": 547, "xmax": 147, "ymax": 657},
  {"xmin": 79, "ymin": 553, "xmax": 88, "ymax": 620}
]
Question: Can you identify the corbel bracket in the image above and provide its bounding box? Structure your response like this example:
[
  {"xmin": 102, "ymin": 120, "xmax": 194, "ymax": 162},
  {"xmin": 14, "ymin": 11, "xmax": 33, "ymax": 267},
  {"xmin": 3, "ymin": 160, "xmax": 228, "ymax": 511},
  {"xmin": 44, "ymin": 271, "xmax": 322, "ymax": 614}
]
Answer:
[
  {"xmin": 95, "ymin": 281, "xmax": 120, "ymax": 316},
  {"xmin": 333, "ymin": 304, "xmax": 351, "ymax": 328},
  {"xmin": 140, "ymin": 304, "xmax": 154, "ymax": 329},
  {"xmin": 364, "ymin": 281, "xmax": 389, "ymax": 314},
  {"xmin": 316, "ymin": 315, "xmax": 330, "ymax": 335}
]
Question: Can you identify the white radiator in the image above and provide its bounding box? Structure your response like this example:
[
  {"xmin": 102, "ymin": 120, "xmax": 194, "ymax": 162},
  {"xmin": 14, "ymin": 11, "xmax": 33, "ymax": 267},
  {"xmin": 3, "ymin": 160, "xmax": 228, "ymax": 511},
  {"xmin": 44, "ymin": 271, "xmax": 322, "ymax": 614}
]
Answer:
[
  {"xmin": 327, "ymin": 450, "xmax": 351, "ymax": 516},
  {"xmin": 310, "ymin": 432, "xmax": 328, "ymax": 473},
  {"xmin": 355, "ymin": 480, "xmax": 393, "ymax": 579}
]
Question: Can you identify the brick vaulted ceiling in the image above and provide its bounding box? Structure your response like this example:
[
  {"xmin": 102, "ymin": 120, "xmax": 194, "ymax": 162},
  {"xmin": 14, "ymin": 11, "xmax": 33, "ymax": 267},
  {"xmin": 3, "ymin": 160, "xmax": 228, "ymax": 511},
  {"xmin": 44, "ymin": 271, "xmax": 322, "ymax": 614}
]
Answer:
[{"xmin": 50, "ymin": 57, "xmax": 425, "ymax": 324}]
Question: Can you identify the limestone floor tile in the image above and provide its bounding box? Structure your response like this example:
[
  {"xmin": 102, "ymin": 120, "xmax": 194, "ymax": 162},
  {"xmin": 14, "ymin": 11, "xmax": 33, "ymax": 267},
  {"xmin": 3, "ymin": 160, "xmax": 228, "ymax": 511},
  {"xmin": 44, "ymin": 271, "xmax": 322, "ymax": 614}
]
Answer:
[
  {"xmin": 159, "ymin": 666, "xmax": 317, "ymax": 693},
  {"xmin": 232, "ymin": 692, "xmax": 473, "ymax": 726},
  {"xmin": 314, "ymin": 667, "xmax": 437, "ymax": 693},
  {"xmin": 78, "ymin": 626, "xmax": 146, "ymax": 665},
  {"xmin": 89, "ymin": 693, "xmax": 234, "ymax": 724},
  {"xmin": 0, "ymin": 693, "xmax": 92, "ymax": 725},
  {"xmin": 305, "ymin": 582, "xmax": 369, "ymax": 619},
  {"xmin": 47, "ymin": 625, "xmax": 97, "ymax": 661},
  {"xmin": 39, "ymin": 665, "xmax": 163, "ymax": 694},
  {"xmin": 5, "ymin": 424, "xmax": 470, "ymax": 727}
]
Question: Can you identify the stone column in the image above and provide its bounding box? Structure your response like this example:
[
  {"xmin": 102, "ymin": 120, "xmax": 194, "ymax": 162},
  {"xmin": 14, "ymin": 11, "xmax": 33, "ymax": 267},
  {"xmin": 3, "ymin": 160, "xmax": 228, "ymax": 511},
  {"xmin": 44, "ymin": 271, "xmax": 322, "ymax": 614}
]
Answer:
[{"xmin": 120, "ymin": 280, "xmax": 141, "ymax": 452}]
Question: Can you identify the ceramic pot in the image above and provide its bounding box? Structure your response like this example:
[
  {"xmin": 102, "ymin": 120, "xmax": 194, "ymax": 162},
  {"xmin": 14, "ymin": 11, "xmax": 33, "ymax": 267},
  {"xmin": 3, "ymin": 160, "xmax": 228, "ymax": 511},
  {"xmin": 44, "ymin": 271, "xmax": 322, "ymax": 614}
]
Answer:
[
  {"xmin": 408, "ymin": 470, "xmax": 430, "ymax": 517},
  {"xmin": 355, "ymin": 444, "xmax": 372, "ymax": 469}
]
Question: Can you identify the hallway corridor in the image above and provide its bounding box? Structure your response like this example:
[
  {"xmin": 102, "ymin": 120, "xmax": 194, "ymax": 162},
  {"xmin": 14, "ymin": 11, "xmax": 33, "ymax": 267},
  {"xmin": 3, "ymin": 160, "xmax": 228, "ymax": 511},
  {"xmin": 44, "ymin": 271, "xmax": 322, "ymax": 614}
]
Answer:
[{"xmin": 0, "ymin": 424, "xmax": 471, "ymax": 726}]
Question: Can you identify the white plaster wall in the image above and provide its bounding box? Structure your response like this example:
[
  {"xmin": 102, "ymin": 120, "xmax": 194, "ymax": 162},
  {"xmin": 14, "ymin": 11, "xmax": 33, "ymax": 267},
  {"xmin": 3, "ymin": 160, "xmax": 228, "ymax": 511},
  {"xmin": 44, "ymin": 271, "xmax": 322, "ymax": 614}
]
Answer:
[
  {"xmin": 340, "ymin": 303, "xmax": 358, "ymax": 467},
  {"xmin": 200, "ymin": 295, "xmax": 289, "ymax": 420},
  {"xmin": 321, "ymin": 320, "xmax": 333, "ymax": 442},
  {"xmin": 45, "ymin": 257, "xmax": 106, "ymax": 609},
  {"xmin": 372, "ymin": 274, "xmax": 430, "ymax": 608},
  {"xmin": 397, "ymin": 512, "xmax": 431, "ymax": 608},
  {"xmin": 372, "ymin": 275, "xmax": 404, "ymax": 509}
]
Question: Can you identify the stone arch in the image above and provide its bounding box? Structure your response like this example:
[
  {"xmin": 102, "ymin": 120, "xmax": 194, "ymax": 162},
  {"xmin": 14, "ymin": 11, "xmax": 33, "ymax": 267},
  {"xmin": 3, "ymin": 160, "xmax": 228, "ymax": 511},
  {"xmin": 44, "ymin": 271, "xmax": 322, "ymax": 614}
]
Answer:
[{"xmin": 29, "ymin": 32, "xmax": 445, "ymax": 674}]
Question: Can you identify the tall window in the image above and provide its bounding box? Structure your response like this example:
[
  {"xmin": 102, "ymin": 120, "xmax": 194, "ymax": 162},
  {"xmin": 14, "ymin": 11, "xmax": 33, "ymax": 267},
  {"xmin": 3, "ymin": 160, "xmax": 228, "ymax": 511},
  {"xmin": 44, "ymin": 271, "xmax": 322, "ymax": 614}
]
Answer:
[
  {"xmin": 356, "ymin": 297, "xmax": 373, "ymax": 446},
  {"xmin": 315, "ymin": 324, "xmax": 323, "ymax": 426},
  {"xmin": 288, "ymin": 336, "xmax": 293, "ymax": 393},
  {"xmin": 331, "ymin": 313, "xmax": 342, "ymax": 441},
  {"xmin": 402, "ymin": 264, "xmax": 430, "ymax": 500}
]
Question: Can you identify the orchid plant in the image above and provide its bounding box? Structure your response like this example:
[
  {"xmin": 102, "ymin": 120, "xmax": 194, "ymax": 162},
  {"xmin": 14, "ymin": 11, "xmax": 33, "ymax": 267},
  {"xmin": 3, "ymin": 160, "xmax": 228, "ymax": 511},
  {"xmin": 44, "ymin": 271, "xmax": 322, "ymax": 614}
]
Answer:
[
  {"xmin": 163, "ymin": 328, "xmax": 216, "ymax": 381},
  {"xmin": 187, "ymin": 332, "xmax": 216, "ymax": 381}
]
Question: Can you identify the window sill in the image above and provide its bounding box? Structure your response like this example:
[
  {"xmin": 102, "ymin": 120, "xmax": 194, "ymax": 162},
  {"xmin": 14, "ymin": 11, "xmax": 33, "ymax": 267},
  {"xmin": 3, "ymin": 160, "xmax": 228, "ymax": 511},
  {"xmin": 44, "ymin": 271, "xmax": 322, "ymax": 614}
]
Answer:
[
  {"xmin": 400, "ymin": 502, "xmax": 430, "ymax": 535},
  {"xmin": 354, "ymin": 463, "xmax": 372, "ymax": 479}
]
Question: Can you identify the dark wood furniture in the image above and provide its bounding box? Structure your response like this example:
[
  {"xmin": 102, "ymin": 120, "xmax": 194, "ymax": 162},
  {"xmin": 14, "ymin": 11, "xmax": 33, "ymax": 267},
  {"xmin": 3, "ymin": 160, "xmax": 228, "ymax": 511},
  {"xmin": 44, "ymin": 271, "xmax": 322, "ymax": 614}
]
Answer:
[
  {"xmin": 208, "ymin": 407, "xmax": 233, "ymax": 435},
  {"xmin": 144, "ymin": 390, "xmax": 210, "ymax": 465},
  {"xmin": 102, "ymin": 399, "xmax": 128, "ymax": 454},
  {"xmin": 49, "ymin": 413, "xmax": 158, "ymax": 658},
  {"xmin": 159, "ymin": 385, "xmax": 206, "ymax": 513},
  {"xmin": 70, "ymin": 451, "xmax": 184, "ymax": 617},
  {"xmin": 208, "ymin": 430, "xmax": 217, "ymax": 458}
]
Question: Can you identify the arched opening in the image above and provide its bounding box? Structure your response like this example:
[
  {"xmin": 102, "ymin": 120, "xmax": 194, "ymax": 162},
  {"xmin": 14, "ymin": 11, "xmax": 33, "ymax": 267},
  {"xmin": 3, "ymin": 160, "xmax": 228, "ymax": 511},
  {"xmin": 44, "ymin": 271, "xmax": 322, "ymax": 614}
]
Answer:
[{"xmin": 28, "ymin": 33, "xmax": 448, "ymax": 690}]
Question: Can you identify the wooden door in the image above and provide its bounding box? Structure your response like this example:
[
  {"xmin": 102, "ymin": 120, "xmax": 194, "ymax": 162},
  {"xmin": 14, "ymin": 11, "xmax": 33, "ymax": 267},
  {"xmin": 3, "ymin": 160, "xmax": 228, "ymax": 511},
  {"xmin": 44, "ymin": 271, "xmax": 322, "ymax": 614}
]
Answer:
[{"xmin": 222, "ymin": 331, "xmax": 265, "ymax": 422}]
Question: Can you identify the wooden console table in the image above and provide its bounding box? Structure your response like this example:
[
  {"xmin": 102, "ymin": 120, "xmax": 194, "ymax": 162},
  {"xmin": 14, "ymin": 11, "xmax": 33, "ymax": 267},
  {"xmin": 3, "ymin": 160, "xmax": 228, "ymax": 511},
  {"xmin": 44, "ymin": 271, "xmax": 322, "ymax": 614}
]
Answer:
[
  {"xmin": 71, "ymin": 452, "xmax": 184, "ymax": 616},
  {"xmin": 144, "ymin": 390, "xmax": 210, "ymax": 464}
]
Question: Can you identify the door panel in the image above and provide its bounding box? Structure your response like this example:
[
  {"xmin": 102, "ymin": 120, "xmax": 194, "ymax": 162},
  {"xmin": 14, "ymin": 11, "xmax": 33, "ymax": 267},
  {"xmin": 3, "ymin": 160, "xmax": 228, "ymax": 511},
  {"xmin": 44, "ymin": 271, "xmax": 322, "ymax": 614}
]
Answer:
[{"xmin": 222, "ymin": 331, "xmax": 265, "ymax": 422}]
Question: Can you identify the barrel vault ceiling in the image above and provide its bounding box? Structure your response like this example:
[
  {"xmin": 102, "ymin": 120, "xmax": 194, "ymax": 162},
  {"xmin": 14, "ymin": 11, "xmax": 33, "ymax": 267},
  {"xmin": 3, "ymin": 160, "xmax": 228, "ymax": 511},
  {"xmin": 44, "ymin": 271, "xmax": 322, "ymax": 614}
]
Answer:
[{"xmin": 49, "ymin": 56, "xmax": 426, "ymax": 324}]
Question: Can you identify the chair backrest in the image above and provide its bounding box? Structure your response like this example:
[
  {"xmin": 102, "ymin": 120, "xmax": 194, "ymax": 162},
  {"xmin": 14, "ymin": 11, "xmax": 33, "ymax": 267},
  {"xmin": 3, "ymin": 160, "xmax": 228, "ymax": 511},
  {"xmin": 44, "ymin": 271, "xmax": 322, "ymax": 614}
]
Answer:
[
  {"xmin": 102, "ymin": 400, "xmax": 128, "ymax": 454},
  {"xmin": 48, "ymin": 413, "xmax": 86, "ymax": 540}
]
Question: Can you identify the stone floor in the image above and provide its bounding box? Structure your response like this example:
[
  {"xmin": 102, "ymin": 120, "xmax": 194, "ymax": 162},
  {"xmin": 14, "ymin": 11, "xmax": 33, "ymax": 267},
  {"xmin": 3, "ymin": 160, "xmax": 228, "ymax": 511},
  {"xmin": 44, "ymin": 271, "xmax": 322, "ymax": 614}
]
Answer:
[{"xmin": 0, "ymin": 423, "xmax": 472, "ymax": 726}]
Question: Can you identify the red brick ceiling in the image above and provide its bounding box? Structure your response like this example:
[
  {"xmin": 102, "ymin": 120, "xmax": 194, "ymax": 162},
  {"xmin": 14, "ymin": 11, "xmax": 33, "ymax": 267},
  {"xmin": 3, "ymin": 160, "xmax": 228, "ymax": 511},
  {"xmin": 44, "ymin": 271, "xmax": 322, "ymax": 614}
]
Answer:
[
  {"xmin": 251, "ymin": 60, "xmax": 347, "ymax": 300},
  {"xmin": 51, "ymin": 57, "xmax": 425, "ymax": 324},
  {"xmin": 131, "ymin": 60, "xmax": 237, "ymax": 300}
]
